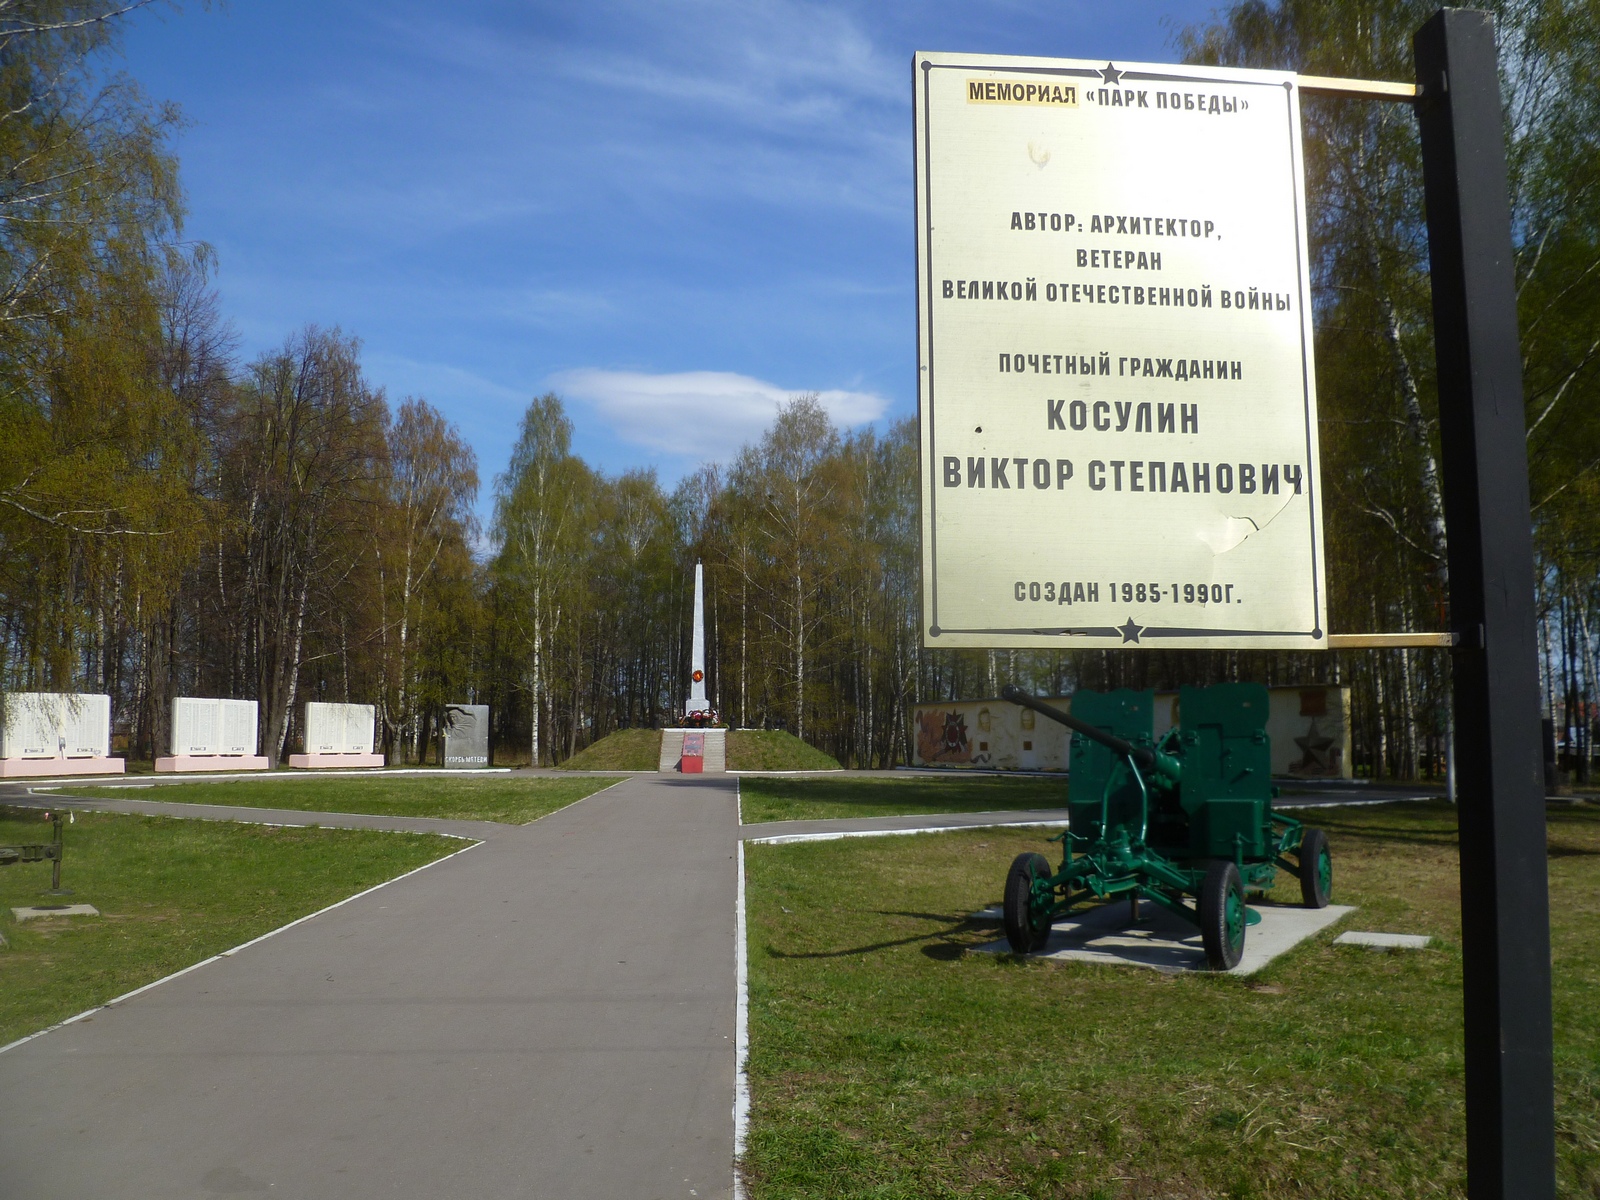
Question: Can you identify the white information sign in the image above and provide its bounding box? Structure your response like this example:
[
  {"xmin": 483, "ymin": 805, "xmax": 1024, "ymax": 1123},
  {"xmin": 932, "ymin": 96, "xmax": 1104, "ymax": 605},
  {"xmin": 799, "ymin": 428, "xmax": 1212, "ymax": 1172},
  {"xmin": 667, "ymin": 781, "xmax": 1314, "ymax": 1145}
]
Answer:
[{"xmin": 915, "ymin": 53, "xmax": 1327, "ymax": 650}]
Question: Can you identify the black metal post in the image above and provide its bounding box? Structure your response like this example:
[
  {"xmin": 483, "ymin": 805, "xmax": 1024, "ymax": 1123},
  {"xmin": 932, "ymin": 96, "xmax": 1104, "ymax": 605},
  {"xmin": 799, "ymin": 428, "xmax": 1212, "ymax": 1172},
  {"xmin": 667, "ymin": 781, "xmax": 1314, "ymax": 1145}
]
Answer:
[
  {"xmin": 50, "ymin": 813, "xmax": 62, "ymax": 892},
  {"xmin": 1413, "ymin": 10, "xmax": 1554, "ymax": 1198}
]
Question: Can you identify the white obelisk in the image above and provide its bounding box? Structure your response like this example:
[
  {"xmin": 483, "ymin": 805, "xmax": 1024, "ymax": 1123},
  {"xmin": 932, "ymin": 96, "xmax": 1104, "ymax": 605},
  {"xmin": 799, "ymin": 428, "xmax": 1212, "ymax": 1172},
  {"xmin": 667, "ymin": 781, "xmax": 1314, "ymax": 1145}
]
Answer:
[{"xmin": 687, "ymin": 561, "xmax": 710, "ymax": 715}]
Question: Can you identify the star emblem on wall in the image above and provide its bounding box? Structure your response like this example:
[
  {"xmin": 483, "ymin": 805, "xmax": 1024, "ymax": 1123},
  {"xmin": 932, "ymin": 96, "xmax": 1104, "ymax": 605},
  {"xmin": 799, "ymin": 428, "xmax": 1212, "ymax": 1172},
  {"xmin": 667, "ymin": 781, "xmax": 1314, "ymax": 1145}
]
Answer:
[
  {"xmin": 1294, "ymin": 720, "xmax": 1335, "ymax": 770},
  {"xmin": 1117, "ymin": 617, "xmax": 1144, "ymax": 644},
  {"xmin": 1099, "ymin": 62, "xmax": 1123, "ymax": 85}
]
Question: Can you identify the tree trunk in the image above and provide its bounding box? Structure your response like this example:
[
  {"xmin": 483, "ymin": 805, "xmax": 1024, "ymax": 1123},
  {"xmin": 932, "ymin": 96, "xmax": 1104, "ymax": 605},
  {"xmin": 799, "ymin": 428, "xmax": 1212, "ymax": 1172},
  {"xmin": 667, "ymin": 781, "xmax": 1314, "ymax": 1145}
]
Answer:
[
  {"xmin": 530, "ymin": 588, "xmax": 542, "ymax": 767},
  {"xmin": 739, "ymin": 572, "xmax": 747, "ymax": 729},
  {"xmin": 793, "ymin": 568, "xmax": 805, "ymax": 740},
  {"xmin": 273, "ymin": 577, "xmax": 310, "ymax": 763}
]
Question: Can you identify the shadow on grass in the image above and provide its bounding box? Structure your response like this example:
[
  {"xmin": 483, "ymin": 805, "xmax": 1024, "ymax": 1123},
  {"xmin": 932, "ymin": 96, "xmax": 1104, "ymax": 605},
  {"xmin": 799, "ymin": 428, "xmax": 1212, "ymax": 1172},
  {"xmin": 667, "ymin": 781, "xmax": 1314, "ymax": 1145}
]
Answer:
[
  {"xmin": 763, "ymin": 910, "xmax": 993, "ymax": 960},
  {"xmin": 1548, "ymin": 842, "xmax": 1600, "ymax": 858},
  {"xmin": 1312, "ymin": 802, "xmax": 1596, "ymax": 857},
  {"xmin": 1316, "ymin": 829, "xmax": 1461, "ymax": 850},
  {"xmin": 1306, "ymin": 811, "xmax": 1461, "ymax": 848}
]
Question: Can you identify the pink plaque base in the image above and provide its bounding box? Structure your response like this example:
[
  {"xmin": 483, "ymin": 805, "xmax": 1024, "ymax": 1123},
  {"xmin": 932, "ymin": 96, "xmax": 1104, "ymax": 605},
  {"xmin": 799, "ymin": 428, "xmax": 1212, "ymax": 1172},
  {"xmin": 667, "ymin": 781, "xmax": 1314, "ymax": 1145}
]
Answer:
[
  {"xmin": 155, "ymin": 756, "xmax": 272, "ymax": 773},
  {"xmin": 0, "ymin": 757, "xmax": 126, "ymax": 778},
  {"xmin": 288, "ymin": 753, "xmax": 386, "ymax": 770}
]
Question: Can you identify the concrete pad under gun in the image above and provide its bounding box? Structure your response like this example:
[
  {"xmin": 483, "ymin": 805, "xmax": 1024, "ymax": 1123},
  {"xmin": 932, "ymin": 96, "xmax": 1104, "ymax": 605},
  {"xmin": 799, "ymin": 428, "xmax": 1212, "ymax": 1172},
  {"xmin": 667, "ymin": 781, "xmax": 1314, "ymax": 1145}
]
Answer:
[{"xmin": 971, "ymin": 900, "xmax": 1354, "ymax": 975}]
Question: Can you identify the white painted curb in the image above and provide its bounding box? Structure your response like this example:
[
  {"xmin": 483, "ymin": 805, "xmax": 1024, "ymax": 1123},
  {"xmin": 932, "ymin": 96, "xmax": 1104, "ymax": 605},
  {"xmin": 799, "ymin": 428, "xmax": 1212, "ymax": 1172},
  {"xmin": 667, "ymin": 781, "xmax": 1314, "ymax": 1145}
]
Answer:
[
  {"xmin": 733, "ymin": 779, "xmax": 750, "ymax": 1200},
  {"xmin": 744, "ymin": 819, "xmax": 1069, "ymax": 846},
  {"xmin": 1276, "ymin": 795, "xmax": 1434, "ymax": 810}
]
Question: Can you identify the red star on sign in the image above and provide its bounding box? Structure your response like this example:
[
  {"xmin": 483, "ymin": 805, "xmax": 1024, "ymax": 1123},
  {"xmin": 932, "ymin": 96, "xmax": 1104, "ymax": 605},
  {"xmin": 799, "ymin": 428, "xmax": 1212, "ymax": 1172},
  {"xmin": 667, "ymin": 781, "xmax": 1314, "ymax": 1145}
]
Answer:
[{"xmin": 692, "ymin": 670, "xmax": 704, "ymax": 682}]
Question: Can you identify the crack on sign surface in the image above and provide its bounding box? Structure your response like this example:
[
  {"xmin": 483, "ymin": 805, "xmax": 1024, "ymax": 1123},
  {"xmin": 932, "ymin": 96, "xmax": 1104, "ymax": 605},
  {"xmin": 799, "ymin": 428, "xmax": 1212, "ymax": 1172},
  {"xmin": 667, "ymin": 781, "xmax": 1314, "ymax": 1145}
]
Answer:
[{"xmin": 1195, "ymin": 493, "xmax": 1296, "ymax": 555}]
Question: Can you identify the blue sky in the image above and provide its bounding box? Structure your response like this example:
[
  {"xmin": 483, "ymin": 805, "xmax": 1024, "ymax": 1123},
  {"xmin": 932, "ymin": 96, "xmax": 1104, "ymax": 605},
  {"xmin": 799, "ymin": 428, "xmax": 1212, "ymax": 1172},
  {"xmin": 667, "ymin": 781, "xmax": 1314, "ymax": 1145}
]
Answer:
[{"xmin": 121, "ymin": 1, "xmax": 1224, "ymax": 513}]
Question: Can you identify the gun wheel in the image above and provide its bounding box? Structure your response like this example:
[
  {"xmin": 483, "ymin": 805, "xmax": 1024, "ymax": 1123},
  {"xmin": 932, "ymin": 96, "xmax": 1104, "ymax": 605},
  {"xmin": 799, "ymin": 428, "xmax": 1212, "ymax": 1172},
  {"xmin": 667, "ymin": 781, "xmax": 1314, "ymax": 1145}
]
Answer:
[
  {"xmin": 1200, "ymin": 859, "xmax": 1246, "ymax": 970},
  {"xmin": 1003, "ymin": 852, "xmax": 1054, "ymax": 954},
  {"xmin": 1298, "ymin": 828, "xmax": 1332, "ymax": 908}
]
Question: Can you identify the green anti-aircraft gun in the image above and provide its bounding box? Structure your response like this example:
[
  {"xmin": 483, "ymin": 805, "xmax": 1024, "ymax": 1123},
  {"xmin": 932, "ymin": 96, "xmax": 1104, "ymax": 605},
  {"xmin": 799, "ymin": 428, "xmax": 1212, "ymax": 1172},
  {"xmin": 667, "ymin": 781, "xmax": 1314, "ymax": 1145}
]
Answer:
[{"xmin": 999, "ymin": 683, "xmax": 1333, "ymax": 970}]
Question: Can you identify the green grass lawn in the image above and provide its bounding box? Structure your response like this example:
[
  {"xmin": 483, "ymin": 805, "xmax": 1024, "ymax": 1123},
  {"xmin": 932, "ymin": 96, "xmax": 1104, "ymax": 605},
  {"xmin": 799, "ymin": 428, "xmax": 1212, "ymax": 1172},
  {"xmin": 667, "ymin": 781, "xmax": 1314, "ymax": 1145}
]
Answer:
[
  {"xmin": 57, "ymin": 774, "xmax": 617, "ymax": 824},
  {"xmin": 0, "ymin": 808, "xmax": 460, "ymax": 1046},
  {"xmin": 557, "ymin": 728, "xmax": 661, "ymax": 771},
  {"xmin": 741, "ymin": 801, "xmax": 1600, "ymax": 1199},
  {"xmin": 739, "ymin": 772, "xmax": 1069, "ymax": 823}
]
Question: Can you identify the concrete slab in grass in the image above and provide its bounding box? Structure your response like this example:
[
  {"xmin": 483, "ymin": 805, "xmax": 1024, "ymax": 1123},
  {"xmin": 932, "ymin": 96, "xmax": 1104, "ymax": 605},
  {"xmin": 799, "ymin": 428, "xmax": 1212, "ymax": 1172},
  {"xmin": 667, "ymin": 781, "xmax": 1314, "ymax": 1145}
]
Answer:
[
  {"xmin": 971, "ymin": 901, "xmax": 1355, "ymax": 975},
  {"xmin": 1335, "ymin": 930, "xmax": 1431, "ymax": 950},
  {"xmin": 12, "ymin": 904, "xmax": 98, "ymax": 921}
]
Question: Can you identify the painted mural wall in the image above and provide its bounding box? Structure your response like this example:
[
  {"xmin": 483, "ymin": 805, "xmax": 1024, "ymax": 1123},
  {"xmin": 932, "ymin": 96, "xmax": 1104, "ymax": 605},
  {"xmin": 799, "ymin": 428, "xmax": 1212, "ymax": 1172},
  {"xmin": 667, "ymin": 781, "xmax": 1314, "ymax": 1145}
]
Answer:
[
  {"xmin": 913, "ymin": 686, "xmax": 1351, "ymax": 778},
  {"xmin": 912, "ymin": 696, "xmax": 1073, "ymax": 771}
]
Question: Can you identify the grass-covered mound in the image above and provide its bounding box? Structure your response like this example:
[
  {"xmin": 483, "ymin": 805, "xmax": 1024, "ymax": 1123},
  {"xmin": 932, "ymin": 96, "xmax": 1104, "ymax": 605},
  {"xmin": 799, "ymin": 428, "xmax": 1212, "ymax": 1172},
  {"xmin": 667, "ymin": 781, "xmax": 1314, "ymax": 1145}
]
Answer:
[
  {"xmin": 556, "ymin": 728, "xmax": 662, "ymax": 771},
  {"xmin": 727, "ymin": 730, "xmax": 841, "ymax": 772}
]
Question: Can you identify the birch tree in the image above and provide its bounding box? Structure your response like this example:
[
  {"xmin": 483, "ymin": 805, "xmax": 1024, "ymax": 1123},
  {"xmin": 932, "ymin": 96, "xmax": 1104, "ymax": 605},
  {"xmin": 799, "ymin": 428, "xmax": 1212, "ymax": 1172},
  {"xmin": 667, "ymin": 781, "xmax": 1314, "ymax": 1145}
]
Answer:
[
  {"xmin": 491, "ymin": 394, "xmax": 591, "ymax": 765},
  {"xmin": 375, "ymin": 397, "xmax": 478, "ymax": 759}
]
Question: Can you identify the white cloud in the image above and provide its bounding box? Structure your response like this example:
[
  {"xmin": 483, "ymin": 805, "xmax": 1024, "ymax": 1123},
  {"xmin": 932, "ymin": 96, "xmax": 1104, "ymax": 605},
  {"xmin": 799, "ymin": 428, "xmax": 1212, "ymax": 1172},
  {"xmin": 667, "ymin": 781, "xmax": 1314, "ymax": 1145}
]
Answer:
[{"xmin": 552, "ymin": 368, "xmax": 888, "ymax": 460}]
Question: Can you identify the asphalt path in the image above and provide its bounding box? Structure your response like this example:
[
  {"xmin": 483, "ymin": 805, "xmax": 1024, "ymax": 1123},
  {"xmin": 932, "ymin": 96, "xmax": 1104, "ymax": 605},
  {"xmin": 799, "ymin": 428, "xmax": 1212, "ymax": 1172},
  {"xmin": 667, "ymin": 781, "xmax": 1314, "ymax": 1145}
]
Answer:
[{"xmin": 0, "ymin": 774, "xmax": 741, "ymax": 1200}]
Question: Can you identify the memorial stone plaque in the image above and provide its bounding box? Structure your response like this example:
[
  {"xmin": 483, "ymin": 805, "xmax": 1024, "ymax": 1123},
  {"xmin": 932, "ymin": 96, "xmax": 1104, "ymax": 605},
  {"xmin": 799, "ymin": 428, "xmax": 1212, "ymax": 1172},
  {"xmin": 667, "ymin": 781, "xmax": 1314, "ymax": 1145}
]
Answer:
[
  {"xmin": 172, "ymin": 698, "xmax": 259, "ymax": 757},
  {"xmin": 304, "ymin": 702, "xmax": 376, "ymax": 755},
  {"xmin": 173, "ymin": 697, "xmax": 219, "ymax": 756},
  {"xmin": 0, "ymin": 693, "xmax": 111, "ymax": 759},
  {"xmin": 342, "ymin": 704, "xmax": 375, "ymax": 755},
  {"xmin": 304, "ymin": 702, "xmax": 342, "ymax": 754},
  {"xmin": 1, "ymin": 694, "xmax": 58, "ymax": 758},
  {"xmin": 65, "ymin": 694, "xmax": 111, "ymax": 757},
  {"xmin": 220, "ymin": 699, "xmax": 258, "ymax": 756},
  {"xmin": 443, "ymin": 704, "xmax": 489, "ymax": 767},
  {"xmin": 915, "ymin": 53, "xmax": 1326, "ymax": 649}
]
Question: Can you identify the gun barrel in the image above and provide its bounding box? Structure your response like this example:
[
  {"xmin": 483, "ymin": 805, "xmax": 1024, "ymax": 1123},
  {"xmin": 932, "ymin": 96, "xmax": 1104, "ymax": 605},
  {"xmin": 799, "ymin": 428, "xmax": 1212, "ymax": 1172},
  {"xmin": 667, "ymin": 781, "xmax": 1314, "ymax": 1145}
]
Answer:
[
  {"xmin": 1000, "ymin": 685, "xmax": 1182, "ymax": 785},
  {"xmin": 999, "ymin": 685, "xmax": 1147, "ymax": 762}
]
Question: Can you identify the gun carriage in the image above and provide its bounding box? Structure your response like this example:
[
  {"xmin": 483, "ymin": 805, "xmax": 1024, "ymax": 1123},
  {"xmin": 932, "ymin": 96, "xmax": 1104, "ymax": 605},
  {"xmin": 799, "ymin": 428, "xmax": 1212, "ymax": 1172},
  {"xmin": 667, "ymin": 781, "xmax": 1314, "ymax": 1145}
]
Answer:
[
  {"xmin": 0, "ymin": 809, "xmax": 66, "ymax": 892},
  {"xmin": 1000, "ymin": 683, "xmax": 1333, "ymax": 970}
]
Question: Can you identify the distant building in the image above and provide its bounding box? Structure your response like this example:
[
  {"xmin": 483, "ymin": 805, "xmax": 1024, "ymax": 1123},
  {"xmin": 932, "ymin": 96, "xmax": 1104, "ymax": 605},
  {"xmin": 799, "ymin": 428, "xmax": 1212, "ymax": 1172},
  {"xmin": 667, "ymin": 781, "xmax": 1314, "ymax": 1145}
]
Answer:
[
  {"xmin": 913, "ymin": 696, "xmax": 1073, "ymax": 772},
  {"xmin": 912, "ymin": 685, "xmax": 1352, "ymax": 778}
]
